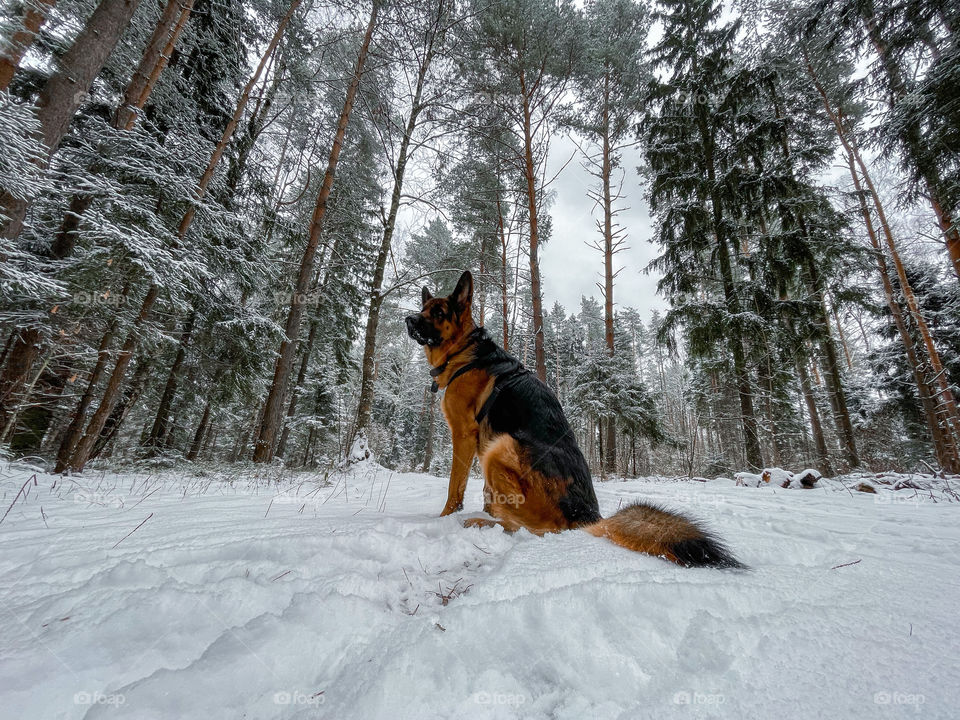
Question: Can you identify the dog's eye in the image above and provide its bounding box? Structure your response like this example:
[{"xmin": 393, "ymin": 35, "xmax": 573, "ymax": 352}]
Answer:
[{"xmin": 431, "ymin": 306, "xmax": 443, "ymax": 319}]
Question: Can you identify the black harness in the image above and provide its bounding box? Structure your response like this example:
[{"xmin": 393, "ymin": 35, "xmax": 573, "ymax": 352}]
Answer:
[{"xmin": 428, "ymin": 327, "xmax": 531, "ymax": 423}]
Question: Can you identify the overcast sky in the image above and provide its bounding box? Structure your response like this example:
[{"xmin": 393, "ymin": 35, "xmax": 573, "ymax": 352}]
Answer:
[{"xmin": 539, "ymin": 134, "xmax": 666, "ymax": 319}]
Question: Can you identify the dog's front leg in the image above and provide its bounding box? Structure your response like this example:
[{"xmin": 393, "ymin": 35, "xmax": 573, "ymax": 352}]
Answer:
[{"xmin": 441, "ymin": 431, "xmax": 476, "ymax": 516}]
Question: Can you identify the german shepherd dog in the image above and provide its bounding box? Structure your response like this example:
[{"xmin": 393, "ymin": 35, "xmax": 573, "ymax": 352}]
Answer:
[{"xmin": 406, "ymin": 271, "xmax": 743, "ymax": 568}]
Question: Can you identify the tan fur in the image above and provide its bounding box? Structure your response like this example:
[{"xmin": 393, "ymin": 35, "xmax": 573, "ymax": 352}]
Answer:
[
  {"xmin": 476, "ymin": 434, "xmax": 573, "ymax": 535},
  {"xmin": 583, "ymin": 505, "xmax": 703, "ymax": 564}
]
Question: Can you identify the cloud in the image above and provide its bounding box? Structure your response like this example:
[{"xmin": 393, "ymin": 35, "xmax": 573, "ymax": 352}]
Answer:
[{"xmin": 540, "ymin": 134, "xmax": 665, "ymax": 318}]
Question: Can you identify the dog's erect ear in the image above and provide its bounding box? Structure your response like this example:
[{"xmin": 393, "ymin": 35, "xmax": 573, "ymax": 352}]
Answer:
[
  {"xmin": 421, "ymin": 286, "xmax": 433, "ymax": 306},
  {"xmin": 451, "ymin": 271, "xmax": 473, "ymax": 311}
]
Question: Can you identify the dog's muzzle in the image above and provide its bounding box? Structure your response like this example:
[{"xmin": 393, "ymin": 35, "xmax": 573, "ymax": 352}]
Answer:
[{"xmin": 406, "ymin": 315, "xmax": 429, "ymax": 346}]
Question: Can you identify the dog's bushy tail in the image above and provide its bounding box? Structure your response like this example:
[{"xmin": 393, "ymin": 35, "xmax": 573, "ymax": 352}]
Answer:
[{"xmin": 583, "ymin": 502, "xmax": 745, "ymax": 569}]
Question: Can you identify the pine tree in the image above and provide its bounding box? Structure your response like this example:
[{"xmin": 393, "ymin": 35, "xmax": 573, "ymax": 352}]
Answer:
[{"xmin": 641, "ymin": 0, "xmax": 765, "ymax": 469}]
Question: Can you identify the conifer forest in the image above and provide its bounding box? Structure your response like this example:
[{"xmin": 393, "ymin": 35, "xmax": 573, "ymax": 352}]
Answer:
[{"xmin": 1, "ymin": 0, "xmax": 958, "ymax": 479}]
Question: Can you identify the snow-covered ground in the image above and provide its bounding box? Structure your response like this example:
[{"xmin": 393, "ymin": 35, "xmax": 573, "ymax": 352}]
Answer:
[{"xmin": 1, "ymin": 460, "xmax": 958, "ymax": 719}]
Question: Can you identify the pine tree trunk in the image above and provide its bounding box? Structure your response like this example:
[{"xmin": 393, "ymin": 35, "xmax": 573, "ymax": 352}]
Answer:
[
  {"xmin": 253, "ymin": 0, "xmax": 379, "ymax": 462},
  {"xmin": 89, "ymin": 357, "xmax": 151, "ymax": 460},
  {"xmin": 126, "ymin": 0, "xmax": 195, "ymax": 129},
  {"xmin": 276, "ymin": 313, "xmax": 319, "ymax": 459},
  {"xmin": 66, "ymin": 285, "xmax": 158, "ymax": 470},
  {"xmin": 116, "ymin": 0, "xmax": 188, "ymax": 128},
  {"xmin": 350, "ymin": 18, "xmax": 434, "ymax": 452},
  {"xmin": 145, "ymin": 309, "xmax": 196, "ymax": 452},
  {"xmin": 54, "ymin": 318, "xmax": 121, "ymax": 472},
  {"xmin": 518, "ymin": 74, "xmax": 547, "ymax": 382},
  {"xmin": 186, "ymin": 397, "xmax": 211, "ymax": 461},
  {"xmin": 796, "ymin": 357, "xmax": 830, "ymax": 473},
  {"xmin": 844, "ymin": 150, "xmax": 959, "ymax": 470},
  {"xmin": 421, "ymin": 387, "xmax": 435, "ymax": 473},
  {"xmin": 807, "ymin": 270, "xmax": 860, "ymax": 468},
  {"xmin": 497, "ymin": 195, "xmax": 510, "ymax": 351},
  {"xmin": 0, "ymin": 0, "xmax": 143, "ymax": 239},
  {"xmin": 0, "ymin": 0, "xmax": 58, "ymax": 90},
  {"xmin": 712, "ymin": 212, "xmax": 763, "ymax": 470},
  {"xmin": 600, "ymin": 70, "xmax": 617, "ymax": 475}
]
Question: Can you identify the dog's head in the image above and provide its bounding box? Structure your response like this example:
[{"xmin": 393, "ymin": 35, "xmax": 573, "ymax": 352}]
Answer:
[{"xmin": 405, "ymin": 271, "xmax": 474, "ymax": 356}]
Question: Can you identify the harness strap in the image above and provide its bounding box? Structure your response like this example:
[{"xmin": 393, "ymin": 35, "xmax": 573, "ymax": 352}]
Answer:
[
  {"xmin": 475, "ymin": 366, "xmax": 529, "ymax": 422},
  {"xmin": 430, "ymin": 358, "xmax": 485, "ymax": 394}
]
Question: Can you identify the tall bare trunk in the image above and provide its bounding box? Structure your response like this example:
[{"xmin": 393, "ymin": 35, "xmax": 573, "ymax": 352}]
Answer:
[
  {"xmin": 518, "ymin": 76, "xmax": 546, "ymax": 382},
  {"xmin": 497, "ymin": 195, "xmax": 510, "ymax": 351},
  {"xmin": 600, "ymin": 70, "xmax": 616, "ymax": 474},
  {"xmin": 351, "ymin": 11, "xmax": 436, "ymax": 451},
  {"xmin": 53, "ymin": 285, "xmax": 130, "ymax": 472},
  {"xmin": 254, "ymin": 1, "xmax": 379, "ymax": 462},
  {"xmin": 187, "ymin": 398, "xmax": 211, "ymax": 460},
  {"xmin": 421, "ymin": 387, "xmax": 435, "ymax": 472}
]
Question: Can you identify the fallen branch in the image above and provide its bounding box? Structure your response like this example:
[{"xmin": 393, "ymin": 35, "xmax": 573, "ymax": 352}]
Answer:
[{"xmin": 831, "ymin": 558, "xmax": 862, "ymax": 570}]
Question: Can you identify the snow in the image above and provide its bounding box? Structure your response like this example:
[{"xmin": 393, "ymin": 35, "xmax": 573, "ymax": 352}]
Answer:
[{"xmin": 1, "ymin": 460, "xmax": 958, "ymax": 719}]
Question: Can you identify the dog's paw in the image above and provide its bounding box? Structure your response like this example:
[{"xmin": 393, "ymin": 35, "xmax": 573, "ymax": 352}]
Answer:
[
  {"xmin": 439, "ymin": 503, "xmax": 463, "ymax": 517},
  {"xmin": 463, "ymin": 517, "xmax": 497, "ymax": 529}
]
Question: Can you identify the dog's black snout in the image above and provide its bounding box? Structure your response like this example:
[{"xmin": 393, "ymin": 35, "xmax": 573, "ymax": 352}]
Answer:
[{"xmin": 405, "ymin": 316, "xmax": 417, "ymax": 335}]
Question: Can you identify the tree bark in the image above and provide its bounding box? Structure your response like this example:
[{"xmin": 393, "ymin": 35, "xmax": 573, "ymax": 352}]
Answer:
[
  {"xmin": 518, "ymin": 72, "xmax": 547, "ymax": 381},
  {"xmin": 497, "ymin": 195, "xmax": 510, "ymax": 351},
  {"xmin": 0, "ymin": 0, "xmax": 58, "ymax": 91},
  {"xmin": 1, "ymin": 0, "xmax": 144, "ymax": 239},
  {"xmin": 145, "ymin": 309, "xmax": 196, "ymax": 452},
  {"xmin": 187, "ymin": 398, "xmax": 211, "ymax": 460},
  {"xmin": 253, "ymin": 0, "xmax": 379, "ymax": 462},
  {"xmin": 276, "ymin": 313, "xmax": 318, "ymax": 459},
  {"xmin": 844, "ymin": 147, "xmax": 958, "ymax": 470},
  {"xmin": 421, "ymin": 387, "xmax": 435, "ymax": 472},
  {"xmin": 796, "ymin": 357, "xmax": 830, "ymax": 473}
]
